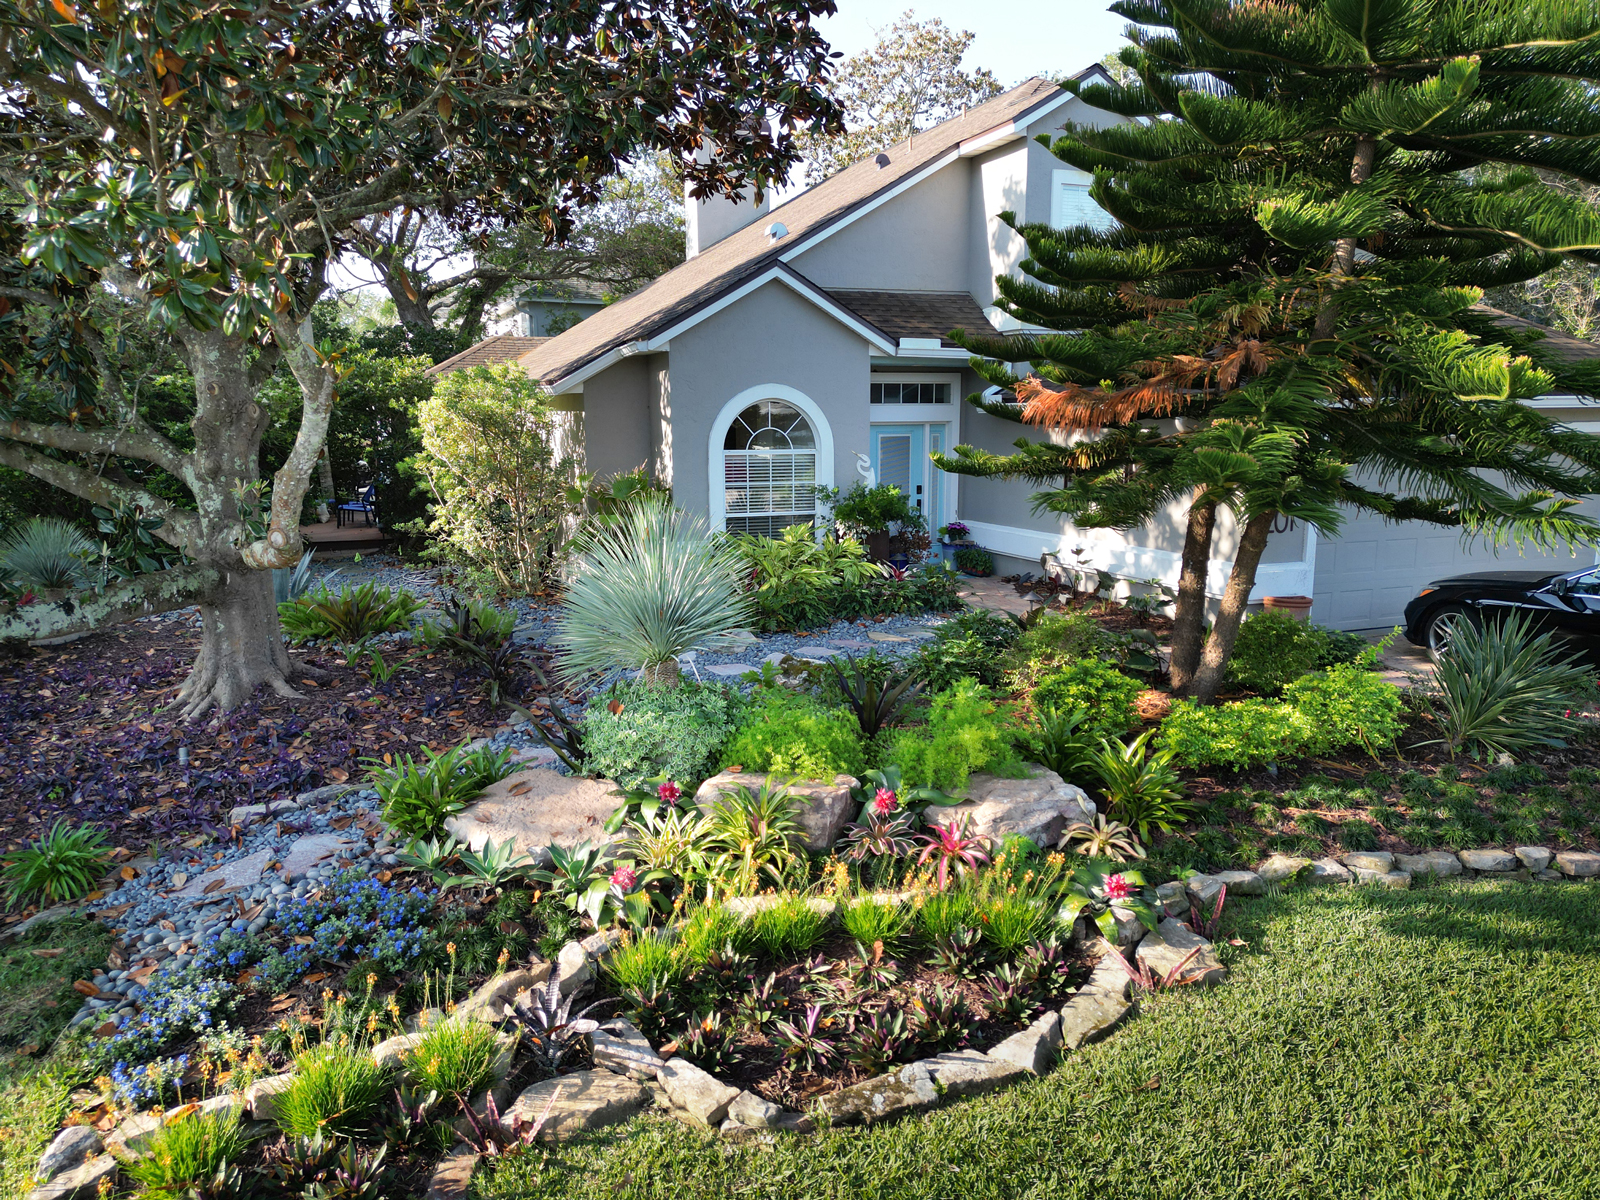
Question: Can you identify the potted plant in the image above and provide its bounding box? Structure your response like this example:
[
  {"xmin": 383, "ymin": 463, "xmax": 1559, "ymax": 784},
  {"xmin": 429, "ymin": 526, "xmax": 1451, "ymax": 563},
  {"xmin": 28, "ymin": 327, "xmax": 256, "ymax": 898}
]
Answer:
[
  {"xmin": 953, "ymin": 546, "xmax": 994, "ymax": 577},
  {"xmin": 824, "ymin": 483, "xmax": 925, "ymax": 561},
  {"xmin": 937, "ymin": 521, "xmax": 972, "ymax": 545}
]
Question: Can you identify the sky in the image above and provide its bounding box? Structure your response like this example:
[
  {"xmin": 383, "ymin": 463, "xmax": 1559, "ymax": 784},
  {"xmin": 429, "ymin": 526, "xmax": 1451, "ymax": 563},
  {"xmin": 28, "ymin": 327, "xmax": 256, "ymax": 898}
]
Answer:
[{"xmin": 816, "ymin": 0, "xmax": 1131, "ymax": 88}]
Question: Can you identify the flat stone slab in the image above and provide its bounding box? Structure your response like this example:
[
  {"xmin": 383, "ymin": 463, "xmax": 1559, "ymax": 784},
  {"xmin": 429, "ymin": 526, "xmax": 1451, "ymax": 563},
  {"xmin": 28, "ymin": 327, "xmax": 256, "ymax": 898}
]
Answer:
[
  {"xmin": 657, "ymin": 1057, "xmax": 740, "ymax": 1127},
  {"xmin": 987, "ymin": 1010, "xmax": 1062, "ymax": 1075},
  {"xmin": 828, "ymin": 639, "xmax": 874, "ymax": 649},
  {"xmin": 1256, "ymin": 854, "xmax": 1311, "ymax": 884},
  {"xmin": 1060, "ymin": 957, "xmax": 1134, "ymax": 1051},
  {"xmin": 424, "ymin": 1145, "xmax": 480, "ymax": 1200},
  {"xmin": 455, "ymin": 965, "xmax": 551, "ymax": 1023},
  {"xmin": 1185, "ymin": 869, "xmax": 1265, "ymax": 907},
  {"xmin": 1343, "ymin": 851, "xmax": 1394, "ymax": 873},
  {"xmin": 507, "ymin": 1070, "xmax": 650, "ymax": 1141},
  {"xmin": 35, "ymin": 1126, "xmax": 102, "ymax": 1183},
  {"xmin": 696, "ymin": 772, "xmax": 856, "ymax": 852},
  {"xmin": 1308, "ymin": 857, "xmax": 1352, "ymax": 885},
  {"xmin": 922, "ymin": 1049, "xmax": 1026, "ymax": 1097},
  {"xmin": 26, "ymin": 1152, "xmax": 118, "ymax": 1200},
  {"xmin": 1459, "ymin": 848, "xmax": 1518, "ymax": 872},
  {"xmin": 444, "ymin": 772, "xmax": 623, "ymax": 864},
  {"xmin": 1555, "ymin": 850, "xmax": 1600, "ymax": 877},
  {"xmin": 938, "ymin": 766, "xmax": 1095, "ymax": 849},
  {"xmin": 171, "ymin": 848, "xmax": 274, "ymax": 897},
  {"xmin": 1134, "ymin": 917, "xmax": 1225, "ymax": 986},
  {"xmin": 280, "ymin": 834, "xmax": 358, "ymax": 879},
  {"xmin": 1395, "ymin": 851, "xmax": 1461, "ymax": 877},
  {"xmin": 703, "ymin": 664, "xmax": 754, "ymax": 678},
  {"xmin": 790, "ymin": 644, "xmax": 843, "ymax": 657},
  {"xmin": 866, "ymin": 632, "xmax": 912, "ymax": 643},
  {"xmin": 817, "ymin": 1061, "xmax": 938, "ymax": 1125},
  {"xmin": 1516, "ymin": 846, "xmax": 1554, "ymax": 872}
]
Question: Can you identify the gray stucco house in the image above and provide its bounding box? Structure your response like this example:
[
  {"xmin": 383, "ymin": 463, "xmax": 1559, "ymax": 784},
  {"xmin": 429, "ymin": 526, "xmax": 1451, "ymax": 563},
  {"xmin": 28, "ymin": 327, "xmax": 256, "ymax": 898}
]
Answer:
[{"xmin": 516, "ymin": 74, "xmax": 1600, "ymax": 631}]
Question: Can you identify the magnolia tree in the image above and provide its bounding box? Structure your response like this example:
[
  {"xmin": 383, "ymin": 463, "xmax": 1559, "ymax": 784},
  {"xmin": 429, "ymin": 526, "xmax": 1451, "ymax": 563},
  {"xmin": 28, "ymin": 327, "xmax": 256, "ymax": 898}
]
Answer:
[{"xmin": 0, "ymin": 0, "xmax": 839, "ymax": 717}]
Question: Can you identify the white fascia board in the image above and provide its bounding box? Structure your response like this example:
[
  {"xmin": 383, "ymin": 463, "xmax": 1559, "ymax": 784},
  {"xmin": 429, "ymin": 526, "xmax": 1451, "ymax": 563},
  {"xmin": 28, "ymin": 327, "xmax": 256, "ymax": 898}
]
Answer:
[
  {"xmin": 958, "ymin": 92, "xmax": 1079, "ymax": 157},
  {"xmin": 1525, "ymin": 394, "xmax": 1600, "ymax": 409},
  {"xmin": 870, "ymin": 348, "xmax": 973, "ymax": 366},
  {"xmin": 776, "ymin": 149, "xmax": 963, "ymax": 266},
  {"xmin": 638, "ymin": 265, "xmax": 896, "ymax": 355}
]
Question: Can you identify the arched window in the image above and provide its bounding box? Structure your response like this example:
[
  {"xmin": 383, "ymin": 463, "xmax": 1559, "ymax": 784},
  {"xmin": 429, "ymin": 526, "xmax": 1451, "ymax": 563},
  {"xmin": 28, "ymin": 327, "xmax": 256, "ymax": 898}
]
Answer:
[{"xmin": 722, "ymin": 400, "xmax": 817, "ymax": 536}]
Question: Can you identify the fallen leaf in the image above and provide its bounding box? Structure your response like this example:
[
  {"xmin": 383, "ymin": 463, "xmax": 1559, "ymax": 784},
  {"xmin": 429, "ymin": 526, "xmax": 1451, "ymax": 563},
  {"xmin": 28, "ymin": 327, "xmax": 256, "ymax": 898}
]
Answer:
[
  {"xmin": 607, "ymin": 700, "xmax": 624, "ymax": 715},
  {"xmin": 268, "ymin": 996, "xmax": 297, "ymax": 1012},
  {"xmin": 375, "ymin": 870, "xmax": 392, "ymax": 883},
  {"xmin": 293, "ymin": 936, "xmax": 314, "ymax": 945},
  {"xmin": 164, "ymin": 1103, "xmax": 199, "ymax": 1124},
  {"xmin": 509, "ymin": 782, "xmax": 531, "ymax": 796},
  {"xmin": 138, "ymin": 722, "xmax": 154, "ymax": 733},
  {"xmin": 659, "ymin": 1039, "xmax": 679, "ymax": 1056},
  {"xmin": 94, "ymin": 1021, "xmax": 118, "ymax": 1037},
  {"xmin": 171, "ymin": 872, "xmax": 188, "ymax": 888},
  {"xmin": 71, "ymin": 980, "xmax": 100, "ymax": 997},
  {"xmin": 1141, "ymin": 1076, "xmax": 1160, "ymax": 1090},
  {"xmin": 29, "ymin": 948, "xmax": 65, "ymax": 958},
  {"xmin": 328, "ymin": 768, "xmax": 349, "ymax": 782},
  {"xmin": 83, "ymin": 890, "xmax": 104, "ymax": 902},
  {"xmin": 18, "ymin": 1042, "xmax": 38, "ymax": 1057},
  {"xmin": 93, "ymin": 1113, "xmax": 116, "ymax": 1132},
  {"xmin": 203, "ymin": 879, "xmax": 227, "ymax": 895},
  {"xmin": 119, "ymin": 866, "xmax": 138, "ymax": 881},
  {"xmin": 304, "ymin": 972, "xmax": 326, "ymax": 984}
]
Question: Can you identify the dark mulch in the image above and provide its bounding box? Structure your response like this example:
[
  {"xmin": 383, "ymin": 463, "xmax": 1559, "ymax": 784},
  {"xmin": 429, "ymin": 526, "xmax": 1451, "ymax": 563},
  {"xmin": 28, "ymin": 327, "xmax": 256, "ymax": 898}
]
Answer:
[{"xmin": 0, "ymin": 615, "xmax": 537, "ymax": 854}]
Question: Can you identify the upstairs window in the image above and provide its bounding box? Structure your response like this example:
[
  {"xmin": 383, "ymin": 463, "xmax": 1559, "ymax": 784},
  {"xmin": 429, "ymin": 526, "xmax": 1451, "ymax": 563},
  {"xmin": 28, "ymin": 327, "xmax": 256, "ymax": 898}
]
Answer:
[
  {"xmin": 1051, "ymin": 167, "xmax": 1116, "ymax": 232},
  {"xmin": 871, "ymin": 381, "xmax": 951, "ymax": 404}
]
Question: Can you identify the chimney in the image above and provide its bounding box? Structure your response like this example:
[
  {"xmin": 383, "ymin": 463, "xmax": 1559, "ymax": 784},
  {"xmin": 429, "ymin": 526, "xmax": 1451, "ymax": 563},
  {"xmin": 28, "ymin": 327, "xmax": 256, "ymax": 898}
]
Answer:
[{"xmin": 684, "ymin": 138, "xmax": 771, "ymax": 259}]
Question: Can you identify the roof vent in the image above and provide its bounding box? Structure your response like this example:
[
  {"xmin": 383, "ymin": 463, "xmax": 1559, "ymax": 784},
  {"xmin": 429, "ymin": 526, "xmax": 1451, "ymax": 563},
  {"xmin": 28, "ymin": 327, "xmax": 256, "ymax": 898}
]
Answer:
[
  {"xmin": 875, "ymin": 153, "xmax": 891, "ymax": 169},
  {"xmin": 765, "ymin": 221, "xmax": 789, "ymax": 243}
]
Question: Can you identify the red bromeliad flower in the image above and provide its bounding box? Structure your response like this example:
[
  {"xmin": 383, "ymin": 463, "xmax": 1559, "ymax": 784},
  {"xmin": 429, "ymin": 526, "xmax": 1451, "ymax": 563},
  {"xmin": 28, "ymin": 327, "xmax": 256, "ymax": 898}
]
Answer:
[
  {"xmin": 610, "ymin": 865, "xmax": 638, "ymax": 892},
  {"xmin": 658, "ymin": 780, "xmax": 681, "ymax": 804},
  {"xmin": 873, "ymin": 787, "xmax": 897, "ymax": 815},
  {"xmin": 1103, "ymin": 873, "xmax": 1133, "ymax": 901}
]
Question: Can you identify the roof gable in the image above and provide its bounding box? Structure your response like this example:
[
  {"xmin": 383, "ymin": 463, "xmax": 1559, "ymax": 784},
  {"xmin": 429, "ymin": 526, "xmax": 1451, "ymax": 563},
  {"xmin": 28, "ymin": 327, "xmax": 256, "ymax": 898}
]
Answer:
[{"xmin": 521, "ymin": 77, "xmax": 1069, "ymax": 387}]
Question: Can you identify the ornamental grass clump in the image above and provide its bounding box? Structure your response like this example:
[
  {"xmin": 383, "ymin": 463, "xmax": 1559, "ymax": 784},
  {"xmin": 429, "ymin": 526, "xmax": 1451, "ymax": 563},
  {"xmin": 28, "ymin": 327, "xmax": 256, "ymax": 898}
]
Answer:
[
  {"xmin": 277, "ymin": 1041, "xmax": 392, "ymax": 1140},
  {"xmin": 2, "ymin": 819, "xmax": 111, "ymax": 909},
  {"xmin": 123, "ymin": 1105, "xmax": 248, "ymax": 1198},
  {"xmin": 555, "ymin": 497, "xmax": 751, "ymax": 685},
  {"xmin": 749, "ymin": 893, "xmax": 829, "ymax": 959},
  {"xmin": 406, "ymin": 1018, "xmax": 503, "ymax": 1105}
]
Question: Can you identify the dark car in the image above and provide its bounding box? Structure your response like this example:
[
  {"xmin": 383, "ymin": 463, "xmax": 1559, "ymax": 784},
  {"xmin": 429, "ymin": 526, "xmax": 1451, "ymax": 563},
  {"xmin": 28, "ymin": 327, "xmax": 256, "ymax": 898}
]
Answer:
[{"xmin": 1402, "ymin": 566, "xmax": 1600, "ymax": 661}]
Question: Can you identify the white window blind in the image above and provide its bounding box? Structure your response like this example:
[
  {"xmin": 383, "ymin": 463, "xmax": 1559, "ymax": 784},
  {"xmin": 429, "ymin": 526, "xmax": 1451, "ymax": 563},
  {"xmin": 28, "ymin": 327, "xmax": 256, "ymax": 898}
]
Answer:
[{"xmin": 1051, "ymin": 167, "xmax": 1116, "ymax": 232}]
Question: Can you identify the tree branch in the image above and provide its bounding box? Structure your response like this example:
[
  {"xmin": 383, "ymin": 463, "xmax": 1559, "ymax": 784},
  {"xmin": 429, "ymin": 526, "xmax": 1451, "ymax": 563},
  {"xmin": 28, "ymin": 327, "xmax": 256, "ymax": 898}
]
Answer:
[
  {"xmin": 2, "ymin": 417, "xmax": 190, "ymax": 477},
  {"xmin": 0, "ymin": 563, "xmax": 220, "ymax": 643},
  {"xmin": 0, "ymin": 440, "xmax": 200, "ymax": 551}
]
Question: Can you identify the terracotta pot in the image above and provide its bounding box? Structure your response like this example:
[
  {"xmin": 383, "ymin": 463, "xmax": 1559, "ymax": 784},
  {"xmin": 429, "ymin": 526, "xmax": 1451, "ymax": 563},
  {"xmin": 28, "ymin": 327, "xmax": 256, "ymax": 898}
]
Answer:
[{"xmin": 1262, "ymin": 595, "xmax": 1314, "ymax": 621}]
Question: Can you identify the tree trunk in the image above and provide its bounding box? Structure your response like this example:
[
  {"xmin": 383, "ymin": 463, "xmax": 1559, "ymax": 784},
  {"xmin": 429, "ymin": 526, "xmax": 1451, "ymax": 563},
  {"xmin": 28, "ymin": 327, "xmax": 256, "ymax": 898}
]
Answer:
[
  {"xmin": 174, "ymin": 566, "xmax": 301, "ymax": 718},
  {"xmin": 1313, "ymin": 133, "xmax": 1378, "ymax": 341},
  {"xmin": 1188, "ymin": 510, "xmax": 1276, "ymax": 704},
  {"xmin": 1168, "ymin": 495, "xmax": 1217, "ymax": 696}
]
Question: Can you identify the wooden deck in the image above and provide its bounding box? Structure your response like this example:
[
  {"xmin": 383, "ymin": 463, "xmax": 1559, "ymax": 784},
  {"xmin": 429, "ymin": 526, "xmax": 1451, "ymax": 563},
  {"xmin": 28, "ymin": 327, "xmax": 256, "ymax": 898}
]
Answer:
[{"xmin": 300, "ymin": 518, "xmax": 386, "ymax": 558}]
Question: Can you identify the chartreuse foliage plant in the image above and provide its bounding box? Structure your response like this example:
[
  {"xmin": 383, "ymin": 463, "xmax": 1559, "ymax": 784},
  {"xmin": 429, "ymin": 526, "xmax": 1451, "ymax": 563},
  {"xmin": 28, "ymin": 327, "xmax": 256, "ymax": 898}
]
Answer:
[
  {"xmin": 405, "ymin": 1018, "xmax": 503, "ymax": 1105},
  {"xmin": 720, "ymin": 688, "xmax": 866, "ymax": 780},
  {"xmin": 886, "ymin": 679, "xmax": 1025, "ymax": 793},
  {"xmin": 123, "ymin": 1105, "xmax": 248, "ymax": 1197},
  {"xmin": 1030, "ymin": 659, "xmax": 1140, "ymax": 741},
  {"xmin": 368, "ymin": 742, "xmax": 516, "ymax": 839},
  {"xmin": 1226, "ymin": 609, "xmax": 1330, "ymax": 694},
  {"xmin": 3, "ymin": 820, "xmax": 111, "ymax": 910},
  {"xmin": 277, "ymin": 1041, "xmax": 392, "ymax": 1140}
]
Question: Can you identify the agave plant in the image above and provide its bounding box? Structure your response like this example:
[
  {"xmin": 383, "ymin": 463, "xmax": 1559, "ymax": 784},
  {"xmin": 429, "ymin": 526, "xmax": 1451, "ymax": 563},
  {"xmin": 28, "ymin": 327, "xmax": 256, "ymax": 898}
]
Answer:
[
  {"xmin": 449, "ymin": 838, "xmax": 533, "ymax": 891},
  {"xmin": 1062, "ymin": 813, "xmax": 1145, "ymax": 863},
  {"xmin": 554, "ymin": 497, "xmax": 751, "ymax": 685},
  {"xmin": 0, "ymin": 516, "xmax": 93, "ymax": 591}
]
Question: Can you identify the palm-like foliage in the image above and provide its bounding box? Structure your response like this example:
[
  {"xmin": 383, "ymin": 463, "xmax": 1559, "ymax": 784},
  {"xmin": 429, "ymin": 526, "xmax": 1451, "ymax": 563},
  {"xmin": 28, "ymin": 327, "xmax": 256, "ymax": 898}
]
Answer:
[
  {"xmin": 0, "ymin": 516, "xmax": 93, "ymax": 591},
  {"xmin": 555, "ymin": 498, "xmax": 751, "ymax": 684},
  {"xmin": 1091, "ymin": 731, "xmax": 1193, "ymax": 841},
  {"xmin": 1424, "ymin": 609, "xmax": 1591, "ymax": 759},
  {"xmin": 701, "ymin": 782, "xmax": 802, "ymax": 895},
  {"xmin": 2, "ymin": 819, "xmax": 111, "ymax": 909}
]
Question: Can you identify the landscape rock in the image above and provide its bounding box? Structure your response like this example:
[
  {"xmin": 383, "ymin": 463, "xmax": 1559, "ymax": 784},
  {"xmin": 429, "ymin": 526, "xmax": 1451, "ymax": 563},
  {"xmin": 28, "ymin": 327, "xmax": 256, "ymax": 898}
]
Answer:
[
  {"xmin": 451, "ymin": 1081, "xmax": 515, "ymax": 1140},
  {"xmin": 592, "ymin": 1020, "xmax": 661, "ymax": 1080},
  {"xmin": 228, "ymin": 798, "xmax": 301, "ymax": 827},
  {"xmin": 722, "ymin": 895, "xmax": 836, "ymax": 919},
  {"xmin": 656, "ymin": 1057, "xmax": 740, "ymax": 1127},
  {"xmin": 170, "ymin": 848, "xmax": 274, "ymax": 898},
  {"xmin": 727, "ymin": 1089, "xmax": 787, "ymax": 1128},
  {"xmin": 1395, "ymin": 851, "xmax": 1462, "ymax": 878},
  {"xmin": 423, "ymin": 1144, "xmax": 479, "ymax": 1200},
  {"xmin": 243, "ymin": 1073, "xmax": 296, "ymax": 1123},
  {"xmin": 1515, "ymin": 846, "xmax": 1554, "ymax": 872},
  {"xmin": 580, "ymin": 928, "xmax": 626, "ymax": 965},
  {"xmin": 372, "ymin": 1032, "xmax": 425, "ymax": 1075},
  {"xmin": 26, "ymin": 1152, "xmax": 118, "ymax": 1200},
  {"xmin": 1308, "ymin": 857, "xmax": 1353, "ymax": 885},
  {"xmin": 1110, "ymin": 906, "xmax": 1148, "ymax": 947},
  {"xmin": 1185, "ymin": 870, "xmax": 1265, "ymax": 907},
  {"xmin": 455, "ymin": 966, "xmax": 550, "ymax": 1023},
  {"xmin": 695, "ymin": 771, "xmax": 856, "ymax": 852},
  {"xmin": 5, "ymin": 904, "xmax": 84, "ymax": 941},
  {"xmin": 1155, "ymin": 880, "xmax": 1189, "ymax": 917},
  {"xmin": 1059, "ymin": 957, "xmax": 1134, "ymax": 1051},
  {"xmin": 35, "ymin": 1126, "xmax": 101, "ymax": 1183},
  {"xmin": 1342, "ymin": 851, "xmax": 1394, "ymax": 873},
  {"xmin": 1256, "ymin": 854, "xmax": 1311, "ymax": 884},
  {"xmin": 1134, "ymin": 917, "xmax": 1226, "ymax": 986},
  {"xmin": 1458, "ymin": 848, "xmax": 1518, "ymax": 872},
  {"xmin": 986, "ymin": 1010, "xmax": 1063, "ymax": 1075},
  {"xmin": 295, "ymin": 783, "xmax": 358, "ymax": 807},
  {"xmin": 817, "ymin": 1061, "xmax": 939, "ymax": 1126},
  {"xmin": 936, "ymin": 767, "xmax": 1095, "ymax": 850},
  {"xmin": 921, "ymin": 1050, "xmax": 1026, "ymax": 1097},
  {"xmin": 556, "ymin": 941, "xmax": 590, "ymax": 996},
  {"xmin": 1352, "ymin": 868, "xmax": 1411, "ymax": 889},
  {"xmin": 279, "ymin": 834, "xmax": 358, "ymax": 881},
  {"xmin": 444, "ymin": 772, "xmax": 624, "ymax": 865},
  {"xmin": 506, "ymin": 1070, "xmax": 650, "ymax": 1141},
  {"xmin": 1555, "ymin": 850, "xmax": 1600, "ymax": 878}
]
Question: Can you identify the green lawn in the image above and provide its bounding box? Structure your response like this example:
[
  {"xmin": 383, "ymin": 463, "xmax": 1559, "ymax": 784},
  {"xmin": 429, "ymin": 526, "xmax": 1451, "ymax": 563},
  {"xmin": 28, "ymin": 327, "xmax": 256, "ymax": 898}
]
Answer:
[{"xmin": 474, "ymin": 880, "xmax": 1600, "ymax": 1200}]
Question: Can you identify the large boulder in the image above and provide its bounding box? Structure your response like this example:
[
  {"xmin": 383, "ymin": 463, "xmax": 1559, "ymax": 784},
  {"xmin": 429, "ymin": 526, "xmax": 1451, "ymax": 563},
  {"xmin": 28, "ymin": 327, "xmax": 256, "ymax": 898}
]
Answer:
[
  {"xmin": 817, "ymin": 1061, "xmax": 939, "ymax": 1126},
  {"xmin": 694, "ymin": 772, "xmax": 856, "ymax": 852},
  {"xmin": 934, "ymin": 766, "xmax": 1094, "ymax": 848},
  {"xmin": 505, "ymin": 1070, "xmax": 650, "ymax": 1141},
  {"xmin": 443, "ymin": 771, "xmax": 624, "ymax": 866}
]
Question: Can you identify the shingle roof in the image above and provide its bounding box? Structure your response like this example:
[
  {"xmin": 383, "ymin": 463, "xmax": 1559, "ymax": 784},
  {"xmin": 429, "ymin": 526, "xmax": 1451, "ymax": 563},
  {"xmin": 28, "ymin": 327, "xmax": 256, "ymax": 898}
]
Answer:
[
  {"xmin": 827, "ymin": 290, "xmax": 994, "ymax": 347},
  {"xmin": 520, "ymin": 77, "xmax": 1069, "ymax": 386},
  {"xmin": 1475, "ymin": 306, "xmax": 1600, "ymax": 364},
  {"xmin": 425, "ymin": 335, "xmax": 551, "ymax": 376}
]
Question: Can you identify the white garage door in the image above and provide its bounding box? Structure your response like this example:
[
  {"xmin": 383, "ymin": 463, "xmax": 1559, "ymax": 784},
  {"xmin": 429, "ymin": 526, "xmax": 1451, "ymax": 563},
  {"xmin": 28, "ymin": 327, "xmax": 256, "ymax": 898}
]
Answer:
[{"xmin": 1312, "ymin": 504, "xmax": 1599, "ymax": 631}]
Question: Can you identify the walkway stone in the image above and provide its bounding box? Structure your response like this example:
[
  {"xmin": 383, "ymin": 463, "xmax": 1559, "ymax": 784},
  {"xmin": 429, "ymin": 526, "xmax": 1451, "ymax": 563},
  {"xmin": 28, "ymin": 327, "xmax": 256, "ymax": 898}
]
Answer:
[
  {"xmin": 695, "ymin": 771, "xmax": 856, "ymax": 852},
  {"xmin": 506, "ymin": 1070, "xmax": 650, "ymax": 1141},
  {"xmin": 704, "ymin": 663, "xmax": 754, "ymax": 678},
  {"xmin": 937, "ymin": 766, "xmax": 1094, "ymax": 849},
  {"xmin": 866, "ymin": 631, "xmax": 910, "ymax": 642},
  {"xmin": 790, "ymin": 644, "xmax": 843, "ymax": 657},
  {"xmin": 171, "ymin": 848, "xmax": 273, "ymax": 898},
  {"xmin": 443, "ymin": 772, "xmax": 622, "ymax": 865},
  {"xmin": 280, "ymin": 835, "xmax": 358, "ymax": 880}
]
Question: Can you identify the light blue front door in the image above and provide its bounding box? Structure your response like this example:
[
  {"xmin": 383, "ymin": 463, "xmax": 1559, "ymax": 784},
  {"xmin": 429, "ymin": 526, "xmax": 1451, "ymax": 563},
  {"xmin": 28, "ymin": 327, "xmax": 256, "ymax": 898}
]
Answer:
[{"xmin": 871, "ymin": 423, "xmax": 943, "ymax": 532}]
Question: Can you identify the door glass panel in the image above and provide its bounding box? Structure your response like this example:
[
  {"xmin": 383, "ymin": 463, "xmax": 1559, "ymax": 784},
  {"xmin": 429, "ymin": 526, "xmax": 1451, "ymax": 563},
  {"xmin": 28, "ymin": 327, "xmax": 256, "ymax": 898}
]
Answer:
[{"xmin": 877, "ymin": 434, "xmax": 912, "ymax": 495}]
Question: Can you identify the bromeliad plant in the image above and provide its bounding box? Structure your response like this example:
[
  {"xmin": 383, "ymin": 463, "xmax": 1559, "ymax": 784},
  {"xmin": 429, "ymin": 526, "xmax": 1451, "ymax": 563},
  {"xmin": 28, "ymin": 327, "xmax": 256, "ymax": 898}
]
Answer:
[
  {"xmin": 506, "ymin": 960, "xmax": 616, "ymax": 1074},
  {"xmin": 827, "ymin": 656, "xmax": 925, "ymax": 739},
  {"xmin": 701, "ymin": 781, "xmax": 802, "ymax": 896},
  {"xmin": 368, "ymin": 742, "xmax": 516, "ymax": 839},
  {"xmin": 1091, "ymin": 731, "xmax": 1194, "ymax": 842},
  {"xmin": 1061, "ymin": 814, "xmax": 1145, "ymax": 863},
  {"xmin": 915, "ymin": 815, "xmax": 992, "ymax": 891},
  {"xmin": 1058, "ymin": 860, "xmax": 1159, "ymax": 942},
  {"xmin": 604, "ymin": 778, "xmax": 685, "ymax": 835}
]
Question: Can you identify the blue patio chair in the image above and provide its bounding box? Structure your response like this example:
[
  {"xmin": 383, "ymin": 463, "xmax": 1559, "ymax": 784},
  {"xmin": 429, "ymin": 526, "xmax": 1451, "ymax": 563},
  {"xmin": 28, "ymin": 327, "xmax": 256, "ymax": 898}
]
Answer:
[{"xmin": 336, "ymin": 485, "xmax": 378, "ymax": 528}]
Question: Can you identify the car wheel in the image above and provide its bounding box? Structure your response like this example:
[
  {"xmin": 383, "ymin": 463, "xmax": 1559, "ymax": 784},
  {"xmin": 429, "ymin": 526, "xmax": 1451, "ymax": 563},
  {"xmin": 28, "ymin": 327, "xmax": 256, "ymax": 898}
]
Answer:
[{"xmin": 1424, "ymin": 604, "xmax": 1476, "ymax": 664}]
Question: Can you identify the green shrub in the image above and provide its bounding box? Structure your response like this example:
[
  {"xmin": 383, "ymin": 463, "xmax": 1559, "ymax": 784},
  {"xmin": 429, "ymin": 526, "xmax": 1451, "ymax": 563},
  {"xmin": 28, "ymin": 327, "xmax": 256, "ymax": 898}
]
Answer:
[
  {"xmin": 733, "ymin": 524, "xmax": 884, "ymax": 632},
  {"xmin": 3, "ymin": 819, "xmax": 111, "ymax": 910},
  {"xmin": 675, "ymin": 903, "xmax": 751, "ymax": 971},
  {"xmin": 277, "ymin": 1042, "xmax": 392, "ymax": 1139},
  {"xmin": 719, "ymin": 688, "xmax": 865, "ymax": 779},
  {"xmin": 581, "ymin": 681, "xmax": 744, "ymax": 788},
  {"xmin": 828, "ymin": 481, "xmax": 923, "ymax": 536},
  {"xmin": 369, "ymin": 741, "xmax": 516, "ymax": 839},
  {"xmin": 915, "ymin": 887, "xmax": 977, "ymax": 944},
  {"xmin": 1016, "ymin": 609, "xmax": 1115, "ymax": 663},
  {"xmin": 1160, "ymin": 697, "xmax": 1307, "ymax": 771},
  {"xmin": 123, "ymin": 1105, "xmax": 246, "ymax": 1197},
  {"xmin": 953, "ymin": 546, "xmax": 994, "ymax": 575},
  {"xmin": 886, "ymin": 679, "xmax": 1024, "ymax": 793},
  {"xmin": 1226, "ymin": 609, "xmax": 1329, "ymax": 693},
  {"xmin": 1030, "ymin": 658, "xmax": 1140, "ymax": 740},
  {"xmin": 278, "ymin": 580, "xmax": 426, "ymax": 645},
  {"xmin": 937, "ymin": 608, "xmax": 1022, "ymax": 652},
  {"xmin": 748, "ymin": 894, "xmax": 829, "ymax": 959},
  {"xmin": 1315, "ymin": 626, "xmax": 1373, "ymax": 669},
  {"xmin": 406, "ymin": 1018, "xmax": 503, "ymax": 1102},
  {"xmin": 1283, "ymin": 663, "xmax": 1405, "ymax": 757},
  {"xmin": 910, "ymin": 631, "xmax": 1005, "ymax": 690}
]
